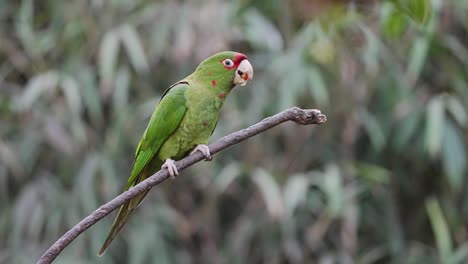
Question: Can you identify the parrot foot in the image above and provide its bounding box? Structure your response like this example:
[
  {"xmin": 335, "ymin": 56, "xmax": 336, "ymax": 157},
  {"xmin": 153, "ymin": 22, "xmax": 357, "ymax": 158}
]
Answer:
[
  {"xmin": 190, "ymin": 144, "xmax": 212, "ymax": 161},
  {"xmin": 162, "ymin": 159, "xmax": 178, "ymax": 179}
]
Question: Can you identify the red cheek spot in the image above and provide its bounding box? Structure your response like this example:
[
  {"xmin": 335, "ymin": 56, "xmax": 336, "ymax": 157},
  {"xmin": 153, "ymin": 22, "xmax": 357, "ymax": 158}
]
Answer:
[
  {"xmin": 217, "ymin": 93, "xmax": 226, "ymax": 99},
  {"xmin": 211, "ymin": 80, "xmax": 217, "ymax": 87},
  {"xmin": 202, "ymin": 120, "xmax": 208, "ymax": 127}
]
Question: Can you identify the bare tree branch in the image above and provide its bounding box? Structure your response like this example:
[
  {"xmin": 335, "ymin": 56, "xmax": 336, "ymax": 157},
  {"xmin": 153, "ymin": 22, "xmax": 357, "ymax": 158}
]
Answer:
[{"xmin": 36, "ymin": 107, "xmax": 327, "ymax": 264}]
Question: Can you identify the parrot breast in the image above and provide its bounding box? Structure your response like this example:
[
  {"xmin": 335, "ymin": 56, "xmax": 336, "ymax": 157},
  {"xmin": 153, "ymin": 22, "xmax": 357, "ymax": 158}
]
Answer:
[{"xmin": 157, "ymin": 82, "xmax": 224, "ymax": 161}]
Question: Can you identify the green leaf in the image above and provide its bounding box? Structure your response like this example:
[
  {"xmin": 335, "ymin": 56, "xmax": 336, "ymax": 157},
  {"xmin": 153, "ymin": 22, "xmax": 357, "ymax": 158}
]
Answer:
[
  {"xmin": 113, "ymin": 66, "xmax": 131, "ymax": 112},
  {"xmin": 119, "ymin": 24, "xmax": 149, "ymax": 74},
  {"xmin": 61, "ymin": 75, "xmax": 82, "ymax": 116},
  {"xmin": 243, "ymin": 9, "xmax": 283, "ymax": 51},
  {"xmin": 383, "ymin": 6, "xmax": 409, "ymax": 38},
  {"xmin": 360, "ymin": 109, "xmax": 386, "ymax": 151},
  {"xmin": 407, "ymin": 36, "xmax": 429, "ymax": 81},
  {"xmin": 442, "ymin": 121, "xmax": 467, "ymax": 191},
  {"xmin": 425, "ymin": 96, "xmax": 445, "ymax": 157},
  {"xmin": 361, "ymin": 26, "xmax": 380, "ymax": 75},
  {"xmin": 444, "ymin": 35, "xmax": 468, "ymax": 67},
  {"xmin": 307, "ymin": 66, "xmax": 329, "ymax": 106},
  {"xmin": 252, "ymin": 168, "xmax": 284, "ymax": 219},
  {"xmin": 426, "ymin": 197, "xmax": 453, "ymax": 262},
  {"xmin": 393, "ymin": 110, "xmax": 422, "ymax": 150},
  {"xmin": 76, "ymin": 67, "xmax": 103, "ymax": 124},
  {"xmin": 99, "ymin": 29, "xmax": 120, "ymax": 80},
  {"xmin": 448, "ymin": 242, "xmax": 468, "ymax": 264},
  {"xmin": 279, "ymin": 66, "xmax": 306, "ymax": 111},
  {"xmin": 309, "ymin": 37, "xmax": 336, "ymax": 65},
  {"xmin": 283, "ymin": 174, "xmax": 310, "ymax": 217},
  {"xmin": 445, "ymin": 95, "xmax": 467, "ymax": 127},
  {"xmin": 356, "ymin": 162, "xmax": 391, "ymax": 184},
  {"xmin": 320, "ymin": 164, "xmax": 343, "ymax": 217},
  {"xmin": 13, "ymin": 71, "xmax": 60, "ymax": 112},
  {"xmin": 406, "ymin": 0, "xmax": 432, "ymax": 24},
  {"xmin": 390, "ymin": 0, "xmax": 432, "ymax": 24},
  {"xmin": 214, "ymin": 162, "xmax": 242, "ymax": 193}
]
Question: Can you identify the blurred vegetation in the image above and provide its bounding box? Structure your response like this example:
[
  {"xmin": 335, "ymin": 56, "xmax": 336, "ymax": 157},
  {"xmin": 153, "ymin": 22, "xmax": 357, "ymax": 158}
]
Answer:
[{"xmin": 0, "ymin": 0, "xmax": 467, "ymax": 263}]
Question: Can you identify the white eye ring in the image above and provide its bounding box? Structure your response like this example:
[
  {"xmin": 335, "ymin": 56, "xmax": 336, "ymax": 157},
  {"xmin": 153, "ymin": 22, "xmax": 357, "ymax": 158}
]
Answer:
[{"xmin": 222, "ymin": 59, "xmax": 234, "ymax": 67}]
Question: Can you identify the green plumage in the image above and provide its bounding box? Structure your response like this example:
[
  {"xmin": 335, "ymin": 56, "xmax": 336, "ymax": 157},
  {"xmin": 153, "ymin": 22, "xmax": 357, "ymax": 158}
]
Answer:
[{"xmin": 99, "ymin": 51, "xmax": 245, "ymax": 255}]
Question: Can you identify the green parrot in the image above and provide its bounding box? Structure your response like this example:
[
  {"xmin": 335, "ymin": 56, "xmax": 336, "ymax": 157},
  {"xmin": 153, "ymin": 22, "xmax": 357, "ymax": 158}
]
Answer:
[{"xmin": 98, "ymin": 51, "xmax": 253, "ymax": 255}]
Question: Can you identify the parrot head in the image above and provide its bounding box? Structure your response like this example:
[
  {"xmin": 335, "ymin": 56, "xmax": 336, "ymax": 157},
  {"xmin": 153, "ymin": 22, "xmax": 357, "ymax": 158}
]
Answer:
[{"xmin": 193, "ymin": 51, "xmax": 254, "ymax": 89}]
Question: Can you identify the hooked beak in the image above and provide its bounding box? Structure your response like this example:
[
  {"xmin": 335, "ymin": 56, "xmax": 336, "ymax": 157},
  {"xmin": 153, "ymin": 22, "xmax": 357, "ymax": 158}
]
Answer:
[{"xmin": 233, "ymin": 59, "xmax": 253, "ymax": 86}]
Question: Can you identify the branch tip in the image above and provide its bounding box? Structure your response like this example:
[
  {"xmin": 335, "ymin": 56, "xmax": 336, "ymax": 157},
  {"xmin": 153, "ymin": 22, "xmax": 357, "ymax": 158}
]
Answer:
[{"xmin": 289, "ymin": 107, "xmax": 327, "ymax": 125}]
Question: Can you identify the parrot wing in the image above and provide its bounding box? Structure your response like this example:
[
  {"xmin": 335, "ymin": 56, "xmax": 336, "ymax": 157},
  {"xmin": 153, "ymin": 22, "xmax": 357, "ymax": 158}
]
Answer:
[
  {"xmin": 127, "ymin": 81, "xmax": 189, "ymax": 188},
  {"xmin": 98, "ymin": 82, "xmax": 189, "ymax": 256}
]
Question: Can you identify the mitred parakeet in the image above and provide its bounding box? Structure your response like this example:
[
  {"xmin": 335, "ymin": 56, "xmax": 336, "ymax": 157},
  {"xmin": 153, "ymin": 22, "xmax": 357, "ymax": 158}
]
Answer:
[{"xmin": 98, "ymin": 51, "xmax": 253, "ymax": 255}]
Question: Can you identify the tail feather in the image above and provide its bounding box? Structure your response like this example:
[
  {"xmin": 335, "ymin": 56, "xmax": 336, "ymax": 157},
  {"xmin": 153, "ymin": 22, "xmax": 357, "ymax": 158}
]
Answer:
[
  {"xmin": 98, "ymin": 190, "xmax": 150, "ymax": 256},
  {"xmin": 98, "ymin": 160, "xmax": 161, "ymax": 256}
]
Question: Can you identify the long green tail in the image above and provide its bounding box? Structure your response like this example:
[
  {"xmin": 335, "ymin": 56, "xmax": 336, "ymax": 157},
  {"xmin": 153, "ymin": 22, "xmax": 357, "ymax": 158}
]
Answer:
[{"xmin": 98, "ymin": 160, "xmax": 161, "ymax": 256}]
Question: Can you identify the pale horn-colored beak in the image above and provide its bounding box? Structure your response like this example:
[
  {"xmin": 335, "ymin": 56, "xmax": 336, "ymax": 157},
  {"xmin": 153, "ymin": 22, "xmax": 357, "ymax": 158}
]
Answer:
[{"xmin": 233, "ymin": 59, "xmax": 253, "ymax": 86}]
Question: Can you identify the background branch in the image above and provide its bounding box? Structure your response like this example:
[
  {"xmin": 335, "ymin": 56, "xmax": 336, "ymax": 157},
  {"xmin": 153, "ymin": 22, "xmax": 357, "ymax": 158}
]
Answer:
[{"xmin": 37, "ymin": 107, "xmax": 327, "ymax": 264}]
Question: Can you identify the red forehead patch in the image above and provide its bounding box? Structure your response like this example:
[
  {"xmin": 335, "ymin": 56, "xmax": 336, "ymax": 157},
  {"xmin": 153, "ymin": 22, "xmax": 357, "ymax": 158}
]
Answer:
[{"xmin": 234, "ymin": 53, "xmax": 248, "ymax": 63}]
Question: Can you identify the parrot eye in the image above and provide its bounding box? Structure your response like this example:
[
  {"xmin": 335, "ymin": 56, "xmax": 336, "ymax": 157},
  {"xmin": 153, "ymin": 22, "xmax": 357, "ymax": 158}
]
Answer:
[{"xmin": 222, "ymin": 59, "xmax": 234, "ymax": 67}]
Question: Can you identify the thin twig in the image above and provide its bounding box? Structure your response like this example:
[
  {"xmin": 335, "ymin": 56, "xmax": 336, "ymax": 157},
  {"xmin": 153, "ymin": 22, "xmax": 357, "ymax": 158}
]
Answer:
[{"xmin": 37, "ymin": 107, "xmax": 326, "ymax": 264}]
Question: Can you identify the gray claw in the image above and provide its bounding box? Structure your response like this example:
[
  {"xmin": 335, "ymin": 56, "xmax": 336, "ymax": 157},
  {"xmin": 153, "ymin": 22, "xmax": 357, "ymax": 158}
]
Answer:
[{"xmin": 162, "ymin": 159, "xmax": 178, "ymax": 179}]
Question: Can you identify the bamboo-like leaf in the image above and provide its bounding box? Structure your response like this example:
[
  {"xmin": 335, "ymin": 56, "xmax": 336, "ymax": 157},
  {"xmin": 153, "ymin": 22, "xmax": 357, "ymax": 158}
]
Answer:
[
  {"xmin": 390, "ymin": 0, "xmax": 432, "ymax": 24},
  {"xmin": 356, "ymin": 162, "xmax": 390, "ymax": 184},
  {"xmin": 445, "ymin": 95, "xmax": 467, "ymax": 127},
  {"xmin": 15, "ymin": 0, "xmax": 34, "ymax": 53},
  {"xmin": 149, "ymin": 6, "xmax": 173, "ymax": 59},
  {"xmin": 113, "ymin": 66, "xmax": 131, "ymax": 112},
  {"xmin": 99, "ymin": 29, "xmax": 120, "ymax": 80},
  {"xmin": 129, "ymin": 222, "xmax": 171, "ymax": 264},
  {"xmin": 406, "ymin": 0, "xmax": 432, "ymax": 24},
  {"xmin": 442, "ymin": 121, "xmax": 466, "ymax": 191},
  {"xmin": 309, "ymin": 36, "xmax": 336, "ymax": 65},
  {"xmin": 360, "ymin": 109, "xmax": 386, "ymax": 151},
  {"xmin": 28, "ymin": 203, "xmax": 44, "ymax": 243},
  {"xmin": 425, "ymin": 96, "xmax": 445, "ymax": 157},
  {"xmin": 79, "ymin": 68, "xmax": 104, "ymax": 124},
  {"xmin": 283, "ymin": 174, "xmax": 309, "ymax": 217},
  {"xmin": 407, "ymin": 37, "xmax": 429, "ymax": 82},
  {"xmin": 426, "ymin": 197, "xmax": 453, "ymax": 262},
  {"xmin": 243, "ymin": 9, "xmax": 283, "ymax": 51},
  {"xmin": 361, "ymin": 26, "xmax": 381, "ymax": 75},
  {"xmin": 320, "ymin": 164, "xmax": 343, "ymax": 217},
  {"xmin": 393, "ymin": 110, "xmax": 422, "ymax": 150},
  {"xmin": 119, "ymin": 24, "xmax": 149, "ymax": 74},
  {"xmin": 13, "ymin": 71, "xmax": 59, "ymax": 111},
  {"xmin": 444, "ymin": 35, "xmax": 468, "ymax": 66},
  {"xmin": 382, "ymin": 4, "xmax": 408, "ymax": 38},
  {"xmin": 76, "ymin": 155, "xmax": 100, "ymax": 212},
  {"xmin": 308, "ymin": 66, "xmax": 329, "ymax": 106},
  {"xmin": 252, "ymin": 168, "xmax": 284, "ymax": 219},
  {"xmin": 214, "ymin": 162, "xmax": 241, "ymax": 193},
  {"xmin": 61, "ymin": 75, "xmax": 82, "ymax": 116},
  {"xmin": 279, "ymin": 66, "xmax": 305, "ymax": 111},
  {"xmin": 0, "ymin": 141, "xmax": 23, "ymax": 177},
  {"xmin": 449, "ymin": 242, "xmax": 468, "ymax": 264}
]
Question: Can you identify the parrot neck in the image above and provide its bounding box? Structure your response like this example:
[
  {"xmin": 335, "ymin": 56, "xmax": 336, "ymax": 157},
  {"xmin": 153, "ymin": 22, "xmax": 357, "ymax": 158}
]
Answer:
[{"xmin": 185, "ymin": 73, "xmax": 235, "ymax": 99}]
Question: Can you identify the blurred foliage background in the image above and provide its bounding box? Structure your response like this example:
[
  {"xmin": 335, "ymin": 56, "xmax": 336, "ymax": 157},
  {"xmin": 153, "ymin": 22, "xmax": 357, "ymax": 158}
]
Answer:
[{"xmin": 0, "ymin": 0, "xmax": 467, "ymax": 263}]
